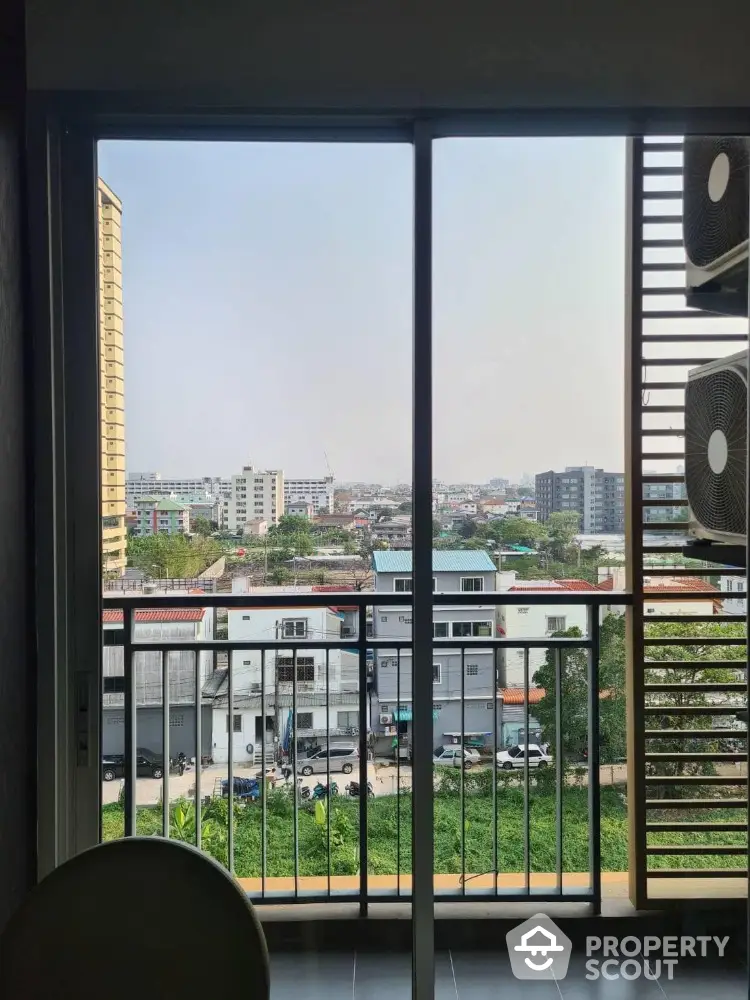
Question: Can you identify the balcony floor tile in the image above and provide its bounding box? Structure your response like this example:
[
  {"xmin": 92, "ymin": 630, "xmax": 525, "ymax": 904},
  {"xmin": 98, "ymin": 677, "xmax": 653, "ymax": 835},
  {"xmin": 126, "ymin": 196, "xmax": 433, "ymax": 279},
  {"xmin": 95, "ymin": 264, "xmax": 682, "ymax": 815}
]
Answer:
[
  {"xmin": 269, "ymin": 952, "xmax": 747, "ymax": 1000},
  {"xmin": 270, "ymin": 952, "xmax": 355, "ymax": 1000}
]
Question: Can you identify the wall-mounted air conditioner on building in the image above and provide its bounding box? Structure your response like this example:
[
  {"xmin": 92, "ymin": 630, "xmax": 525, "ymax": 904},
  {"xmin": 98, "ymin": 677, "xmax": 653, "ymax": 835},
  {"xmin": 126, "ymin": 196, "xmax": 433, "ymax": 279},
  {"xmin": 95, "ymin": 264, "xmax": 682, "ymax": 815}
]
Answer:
[
  {"xmin": 379, "ymin": 713, "xmax": 393, "ymax": 725},
  {"xmin": 684, "ymin": 137, "xmax": 749, "ymax": 318},
  {"xmin": 685, "ymin": 351, "xmax": 747, "ymax": 546}
]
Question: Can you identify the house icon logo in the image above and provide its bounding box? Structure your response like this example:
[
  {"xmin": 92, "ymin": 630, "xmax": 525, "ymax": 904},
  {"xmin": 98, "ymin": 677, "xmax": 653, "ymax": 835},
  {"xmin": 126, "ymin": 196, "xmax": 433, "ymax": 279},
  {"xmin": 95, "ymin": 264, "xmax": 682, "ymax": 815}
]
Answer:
[{"xmin": 506, "ymin": 913, "xmax": 572, "ymax": 980}]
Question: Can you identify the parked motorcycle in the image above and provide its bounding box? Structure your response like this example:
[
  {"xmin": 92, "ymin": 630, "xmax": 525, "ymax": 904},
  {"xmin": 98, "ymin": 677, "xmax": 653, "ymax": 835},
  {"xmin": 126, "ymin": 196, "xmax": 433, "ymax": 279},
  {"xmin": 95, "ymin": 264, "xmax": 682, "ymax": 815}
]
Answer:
[
  {"xmin": 311, "ymin": 781, "xmax": 339, "ymax": 800},
  {"xmin": 344, "ymin": 780, "xmax": 374, "ymax": 797},
  {"xmin": 221, "ymin": 776, "xmax": 260, "ymax": 802},
  {"xmin": 298, "ymin": 779, "xmax": 311, "ymax": 800}
]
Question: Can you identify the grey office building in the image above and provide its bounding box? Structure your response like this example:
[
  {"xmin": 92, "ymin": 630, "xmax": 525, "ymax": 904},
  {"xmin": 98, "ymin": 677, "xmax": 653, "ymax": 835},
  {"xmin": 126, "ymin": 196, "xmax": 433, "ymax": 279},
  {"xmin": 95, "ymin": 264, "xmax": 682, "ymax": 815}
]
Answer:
[{"xmin": 535, "ymin": 466, "xmax": 625, "ymax": 534}]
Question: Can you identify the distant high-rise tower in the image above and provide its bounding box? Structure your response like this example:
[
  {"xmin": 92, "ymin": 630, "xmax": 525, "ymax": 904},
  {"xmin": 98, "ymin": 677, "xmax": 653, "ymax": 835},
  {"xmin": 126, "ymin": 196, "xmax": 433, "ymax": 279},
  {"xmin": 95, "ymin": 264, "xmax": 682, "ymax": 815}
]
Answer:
[{"xmin": 98, "ymin": 179, "xmax": 126, "ymax": 576}]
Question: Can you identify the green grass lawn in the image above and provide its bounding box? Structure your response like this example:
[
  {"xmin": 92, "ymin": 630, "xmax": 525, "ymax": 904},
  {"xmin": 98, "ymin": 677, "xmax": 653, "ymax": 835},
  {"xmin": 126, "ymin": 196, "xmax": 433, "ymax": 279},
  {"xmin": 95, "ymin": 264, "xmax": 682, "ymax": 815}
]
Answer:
[{"xmin": 101, "ymin": 782, "xmax": 745, "ymax": 878}]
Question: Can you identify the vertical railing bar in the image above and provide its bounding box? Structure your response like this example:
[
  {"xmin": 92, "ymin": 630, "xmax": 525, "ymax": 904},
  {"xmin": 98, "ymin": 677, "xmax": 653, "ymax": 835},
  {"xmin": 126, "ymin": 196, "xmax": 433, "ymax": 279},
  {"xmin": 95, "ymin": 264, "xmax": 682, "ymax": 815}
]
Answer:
[
  {"xmin": 261, "ymin": 648, "xmax": 266, "ymax": 898},
  {"xmin": 358, "ymin": 604, "xmax": 369, "ymax": 916},
  {"xmin": 396, "ymin": 647, "xmax": 401, "ymax": 898},
  {"xmin": 195, "ymin": 650, "xmax": 205, "ymax": 851},
  {"xmin": 460, "ymin": 644, "xmax": 466, "ymax": 896},
  {"xmin": 325, "ymin": 647, "xmax": 331, "ymax": 898},
  {"xmin": 492, "ymin": 645, "xmax": 498, "ymax": 898},
  {"xmin": 588, "ymin": 605, "xmax": 602, "ymax": 914},
  {"xmin": 625, "ymin": 136, "xmax": 647, "ymax": 909},
  {"xmin": 523, "ymin": 647, "xmax": 530, "ymax": 896},
  {"xmin": 555, "ymin": 647, "xmax": 563, "ymax": 896},
  {"xmin": 412, "ymin": 117, "xmax": 435, "ymax": 1000},
  {"xmin": 123, "ymin": 609, "xmax": 136, "ymax": 837},
  {"xmin": 227, "ymin": 647, "xmax": 234, "ymax": 874},
  {"xmin": 745, "ymin": 178, "xmax": 750, "ymax": 979},
  {"xmin": 292, "ymin": 647, "xmax": 299, "ymax": 898},
  {"xmin": 162, "ymin": 651, "xmax": 169, "ymax": 838}
]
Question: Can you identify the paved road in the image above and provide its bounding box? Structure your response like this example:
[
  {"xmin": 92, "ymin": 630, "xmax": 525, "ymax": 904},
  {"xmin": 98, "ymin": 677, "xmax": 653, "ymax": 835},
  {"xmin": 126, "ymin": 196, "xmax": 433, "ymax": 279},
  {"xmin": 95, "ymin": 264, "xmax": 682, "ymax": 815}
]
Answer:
[
  {"xmin": 102, "ymin": 757, "xmax": 725, "ymax": 807},
  {"xmin": 102, "ymin": 761, "xmax": 388, "ymax": 807}
]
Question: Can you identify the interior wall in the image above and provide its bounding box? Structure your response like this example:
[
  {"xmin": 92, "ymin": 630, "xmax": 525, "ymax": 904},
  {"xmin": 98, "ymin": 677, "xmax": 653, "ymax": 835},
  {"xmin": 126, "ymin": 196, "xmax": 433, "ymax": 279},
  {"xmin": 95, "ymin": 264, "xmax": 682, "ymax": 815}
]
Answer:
[
  {"xmin": 0, "ymin": 0, "xmax": 34, "ymax": 932},
  {"xmin": 24, "ymin": 0, "xmax": 750, "ymax": 113}
]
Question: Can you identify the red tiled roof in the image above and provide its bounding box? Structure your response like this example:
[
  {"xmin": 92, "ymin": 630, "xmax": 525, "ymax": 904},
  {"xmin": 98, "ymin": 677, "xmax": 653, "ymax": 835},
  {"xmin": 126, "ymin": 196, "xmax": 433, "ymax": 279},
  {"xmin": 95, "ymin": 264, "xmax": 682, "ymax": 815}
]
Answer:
[
  {"xmin": 102, "ymin": 609, "xmax": 206, "ymax": 624},
  {"xmin": 501, "ymin": 687, "xmax": 546, "ymax": 705},
  {"xmin": 597, "ymin": 575, "xmax": 719, "ymax": 595},
  {"xmin": 501, "ymin": 687, "xmax": 614, "ymax": 704},
  {"xmin": 509, "ymin": 579, "xmax": 598, "ymax": 592},
  {"xmin": 644, "ymin": 577, "xmax": 718, "ymax": 594}
]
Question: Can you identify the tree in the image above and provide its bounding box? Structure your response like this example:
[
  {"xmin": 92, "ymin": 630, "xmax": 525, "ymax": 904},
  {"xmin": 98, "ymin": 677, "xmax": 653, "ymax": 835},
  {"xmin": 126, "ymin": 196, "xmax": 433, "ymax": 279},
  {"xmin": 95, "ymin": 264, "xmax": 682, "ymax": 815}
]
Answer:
[
  {"xmin": 641, "ymin": 620, "xmax": 745, "ymax": 794},
  {"xmin": 191, "ymin": 515, "xmax": 213, "ymax": 537},
  {"xmin": 546, "ymin": 511, "xmax": 580, "ymax": 560},
  {"xmin": 533, "ymin": 617, "xmax": 745, "ymax": 784},
  {"xmin": 456, "ymin": 518, "xmax": 477, "ymax": 539},
  {"xmin": 497, "ymin": 517, "xmax": 546, "ymax": 548},
  {"xmin": 128, "ymin": 533, "xmax": 222, "ymax": 578},
  {"xmin": 532, "ymin": 614, "xmax": 626, "ymax": 763},
  {"xmin": 397, "ymin": 501, "xmax": 412, "ymax": 513},
  {"xmin": 432, "ymin": 519, "xmax": 442, "ymax": 538},
  {"xmin": 270, "ymin": 515, "xmax": 312, "ymax": 537}
]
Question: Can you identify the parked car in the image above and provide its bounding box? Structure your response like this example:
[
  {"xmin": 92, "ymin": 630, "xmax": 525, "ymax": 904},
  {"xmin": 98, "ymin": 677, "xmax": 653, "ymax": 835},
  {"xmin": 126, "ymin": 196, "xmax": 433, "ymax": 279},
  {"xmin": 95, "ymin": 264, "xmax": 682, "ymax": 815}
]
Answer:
[
  {"xmin": 496, "ymin": 744, "xmax": 551, "ymax": 770},
  {"xmin": 296, "ymin": 744, "xmax": 359, "ymax": 776},
  {"xmin": 432, "ymin": 746, "xmax": 481, "ymax": 769},
  {"xmin": 102, "ymin": 747, "xmax": 164, "ymax": 781}
]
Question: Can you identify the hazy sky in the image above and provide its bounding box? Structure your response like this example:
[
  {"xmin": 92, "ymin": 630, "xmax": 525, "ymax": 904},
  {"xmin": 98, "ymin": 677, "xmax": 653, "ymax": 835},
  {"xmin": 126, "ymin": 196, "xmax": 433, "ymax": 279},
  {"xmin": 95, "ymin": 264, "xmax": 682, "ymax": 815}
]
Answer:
[{"xmin": 98, "ymin": 138, "xmax": 626, "ymax": 484}]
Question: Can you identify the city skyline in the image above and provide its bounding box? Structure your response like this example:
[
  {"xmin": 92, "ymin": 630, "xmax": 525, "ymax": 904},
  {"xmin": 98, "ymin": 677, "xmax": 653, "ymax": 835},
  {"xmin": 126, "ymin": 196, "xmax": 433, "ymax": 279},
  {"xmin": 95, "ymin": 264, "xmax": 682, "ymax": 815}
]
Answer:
[{"xmin": 99, "ymin": 137, "xmax": 626, "ymax": 483}]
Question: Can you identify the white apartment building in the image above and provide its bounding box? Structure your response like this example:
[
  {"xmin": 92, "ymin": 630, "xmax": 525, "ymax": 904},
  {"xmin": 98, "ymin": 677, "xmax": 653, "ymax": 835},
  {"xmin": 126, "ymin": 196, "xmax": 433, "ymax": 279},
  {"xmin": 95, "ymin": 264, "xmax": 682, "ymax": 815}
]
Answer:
[
  {"xmin": 224, "ymin": 465, "xmax": 283, "ymax": 531},
  {"xmin": 126, "ymin": 473, "xmax": 230, "ymax": 505},
  {"xmin": 284, "ymin": 476, "xmax": 334, "ymax": 514},
  {"xmin": 721, "ymin": 577, "xmax": 746, "ymax": 616},
  {"xmin": 214, "ymin": 602, "xmax": 359, "ymax": 763}
]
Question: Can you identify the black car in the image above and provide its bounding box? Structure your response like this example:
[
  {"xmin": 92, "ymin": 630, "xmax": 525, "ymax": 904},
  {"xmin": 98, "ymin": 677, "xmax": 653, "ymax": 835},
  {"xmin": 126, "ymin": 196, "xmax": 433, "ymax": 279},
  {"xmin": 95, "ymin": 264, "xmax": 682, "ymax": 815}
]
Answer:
[{"xmin": 102, "ymin": 747, "xmax": 164, "ymax": 781}]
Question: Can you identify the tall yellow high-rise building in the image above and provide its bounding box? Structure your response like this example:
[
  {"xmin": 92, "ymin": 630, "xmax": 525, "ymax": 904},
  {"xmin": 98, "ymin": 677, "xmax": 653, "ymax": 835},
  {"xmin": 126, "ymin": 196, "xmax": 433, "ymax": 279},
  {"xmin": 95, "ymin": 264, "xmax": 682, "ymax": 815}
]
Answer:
[{"xmin": 98, "ymin": 179, "xmax": 127, "ymax": 576}]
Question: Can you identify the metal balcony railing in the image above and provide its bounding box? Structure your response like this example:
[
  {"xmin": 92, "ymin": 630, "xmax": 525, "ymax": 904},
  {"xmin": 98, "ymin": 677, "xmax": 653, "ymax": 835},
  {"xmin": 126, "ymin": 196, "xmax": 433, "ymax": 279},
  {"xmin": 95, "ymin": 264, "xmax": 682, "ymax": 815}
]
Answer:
[{"xmin": 102, "ymin": 588, "xmax": 630, "ymax": 912}]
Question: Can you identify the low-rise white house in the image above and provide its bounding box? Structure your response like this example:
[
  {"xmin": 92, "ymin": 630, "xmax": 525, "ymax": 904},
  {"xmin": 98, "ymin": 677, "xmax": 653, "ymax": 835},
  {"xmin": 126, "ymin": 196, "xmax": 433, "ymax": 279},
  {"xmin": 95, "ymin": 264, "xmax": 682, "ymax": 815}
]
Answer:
[
  {"xmin": 212, "ymin": 603, "xmax": 360, "ymax": 763},
  {"xmin": 496, "ymin": 572, "xmax": 591, "ymax": 688}
]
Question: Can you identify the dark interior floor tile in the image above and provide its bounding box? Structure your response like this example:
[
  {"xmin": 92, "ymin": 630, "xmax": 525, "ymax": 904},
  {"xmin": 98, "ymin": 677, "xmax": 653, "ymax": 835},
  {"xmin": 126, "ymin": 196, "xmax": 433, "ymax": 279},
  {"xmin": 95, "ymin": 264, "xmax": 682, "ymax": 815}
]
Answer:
[
  {"xmin": 271, "ymin": 952, "xmax": 355, "ymax": 1000},
  {"xmin": 657, "ymin": 965, "xmax": 747, "ymax": 1000},
  {"xmin": 560, "ymin": 955, "xmax": 665, "ymax": 1000},
  {"xmin": 354, "ymin": 952, "xmax": 411, "ymax": 1000},
  {"xmin": 353, "ymin": 951, "xmax": 457, "ymax": 1000},
  {"xmin": 449, "ymin": 951, "xmax": 560, "ymax": 1000}
]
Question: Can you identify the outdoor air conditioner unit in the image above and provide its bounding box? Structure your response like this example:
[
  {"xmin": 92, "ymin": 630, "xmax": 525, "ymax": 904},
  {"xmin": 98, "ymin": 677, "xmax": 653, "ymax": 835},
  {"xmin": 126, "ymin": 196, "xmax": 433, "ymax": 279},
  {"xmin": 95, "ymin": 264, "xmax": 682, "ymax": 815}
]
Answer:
[
  {"xmin": 379, "ymin": 713, "xmax": 393, "ymax": 725},
  {"xmin": 683, "ymin": 137, "xmax": 750, "ymax": 318},
  {"xmin": 685, "ymin": 351, "xmax": 747, "ymax": 546}
]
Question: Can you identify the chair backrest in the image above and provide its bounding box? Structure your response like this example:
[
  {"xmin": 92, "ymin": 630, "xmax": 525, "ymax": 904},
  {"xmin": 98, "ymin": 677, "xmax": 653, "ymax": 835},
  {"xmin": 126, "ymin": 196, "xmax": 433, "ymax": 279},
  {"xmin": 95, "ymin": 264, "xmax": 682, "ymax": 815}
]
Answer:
[{"xmin": 0, "ymin": 837, "xmax": 269, "ymax": 1000}]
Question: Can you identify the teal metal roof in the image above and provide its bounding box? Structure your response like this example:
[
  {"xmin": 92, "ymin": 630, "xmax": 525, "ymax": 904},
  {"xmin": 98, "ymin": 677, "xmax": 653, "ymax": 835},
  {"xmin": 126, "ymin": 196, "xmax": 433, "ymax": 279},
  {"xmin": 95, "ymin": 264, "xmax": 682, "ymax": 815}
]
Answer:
[{"xmin": 372, "ymin": 550, "xmax": 496, "ymax": 573}]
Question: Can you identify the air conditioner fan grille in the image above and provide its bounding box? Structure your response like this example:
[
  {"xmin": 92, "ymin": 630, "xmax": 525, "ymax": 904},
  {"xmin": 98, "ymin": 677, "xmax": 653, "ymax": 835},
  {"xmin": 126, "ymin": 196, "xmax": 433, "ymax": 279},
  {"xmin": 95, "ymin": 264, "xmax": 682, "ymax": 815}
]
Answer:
[
  {"xmin": 684, "ymin": 137, "xmax": 750, "ymax": 269},
  {"xmin": 685, "ymin": 367, "xmax": 746, "ymax": 538}
]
